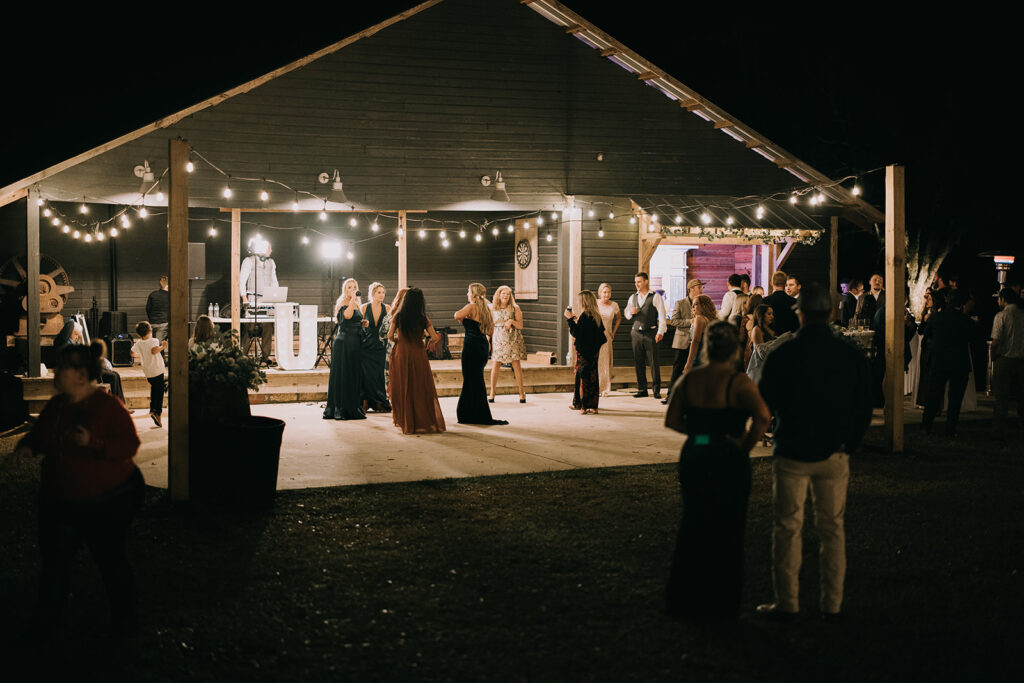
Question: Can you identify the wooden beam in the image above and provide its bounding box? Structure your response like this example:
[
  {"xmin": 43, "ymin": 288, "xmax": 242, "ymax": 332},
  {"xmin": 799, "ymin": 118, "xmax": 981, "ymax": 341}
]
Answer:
[
  {"xmin": 745, "ymin": 140, "xmax": 764, "ymax": 148},
  {"xmin": 26, "ymin": 186, "xmax": 41, "ymax": 377},
  {"xmin": 567, "ymin": 207, "xmax": 582, "ymax": 298},
  {"xmin": 230, "ymin": 209, "xmax": 241, "ymax": 340},
  {"xmin": 829, "ymin": 215, "xmax": 839, "ymax": 313},
  {"xmin": 884, "ymin": 165, "xmax": 906, "ymax": 453},
  {"xmin": 398, "ymin": 210, "xmax": 408, "ymax": 290},
  {"xmin": 599, "ymin": 48, "xmax": 619, "ymax": 57},
  {"xmin": 712, "ymin": 120, "xmax": 735, "ymax": 129},
  {"xmin": 773, "ymin": 158, "xmax": 794, "ymax": 168},
  {"xmin": 679, "ymin": 100, "xmax": 703, "ymax": 111},
  {"xmin": 217, "ymin": 208, "xmax": 426, "ymax": 214},
  {"xmin": 637, "ymin": 71, "xmax": 660, "ymax": 81},
  {"xmin": 774, "ymin": 239, "xmax": 796, "ymax": 271},
  {"xmin": 168, "ymin": 138, "xmax": 191, "ymax": 501},
  {"xmin": 2, "ymin": 187, "xmax": 28, "ymax": 208},
  {"xmin": 565, "ymin": 24, "xmax": 585, "ymax": 33}
]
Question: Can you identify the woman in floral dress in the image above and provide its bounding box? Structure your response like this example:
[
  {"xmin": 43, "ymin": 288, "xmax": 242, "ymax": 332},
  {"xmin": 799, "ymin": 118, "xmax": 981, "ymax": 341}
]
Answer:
[{"xmin": 489, "ymin": 285, "xmax": 527, "ymax": 403}]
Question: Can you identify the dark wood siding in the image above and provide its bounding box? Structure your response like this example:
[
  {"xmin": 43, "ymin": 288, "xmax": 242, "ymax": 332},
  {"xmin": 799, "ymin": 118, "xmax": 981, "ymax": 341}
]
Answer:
[
  {"xmin": 781, "ymin": 241, "xmax": 829, "ymax": 290},
  {"xmin": 580, "ymin": 208, "xmax": 637, "ymax": 366}
]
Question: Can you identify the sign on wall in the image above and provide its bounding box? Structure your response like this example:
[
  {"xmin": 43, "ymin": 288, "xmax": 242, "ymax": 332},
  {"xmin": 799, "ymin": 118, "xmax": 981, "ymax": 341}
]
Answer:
[{"xmin": 514, "ymin": 219, "xmax": 538, "ymax": 300}]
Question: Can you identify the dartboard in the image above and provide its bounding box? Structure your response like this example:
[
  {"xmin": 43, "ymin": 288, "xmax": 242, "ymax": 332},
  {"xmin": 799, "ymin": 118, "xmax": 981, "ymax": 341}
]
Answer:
[{"xmin": 516, "ymin": 239, "xmax": 532, "ymax": 269}]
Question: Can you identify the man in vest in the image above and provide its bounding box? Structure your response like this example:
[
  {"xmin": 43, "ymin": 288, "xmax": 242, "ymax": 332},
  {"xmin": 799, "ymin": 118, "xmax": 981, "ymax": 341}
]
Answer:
[{"xmin": 625, "ymin": 272, "xmax": 667, "ymax": 398}]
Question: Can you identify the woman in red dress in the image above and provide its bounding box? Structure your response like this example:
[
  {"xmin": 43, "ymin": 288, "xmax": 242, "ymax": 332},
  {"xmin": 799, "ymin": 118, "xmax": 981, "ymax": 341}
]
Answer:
[{"xmin": 387, "ymin": 287, "xmax": 446, "ymax": 434}]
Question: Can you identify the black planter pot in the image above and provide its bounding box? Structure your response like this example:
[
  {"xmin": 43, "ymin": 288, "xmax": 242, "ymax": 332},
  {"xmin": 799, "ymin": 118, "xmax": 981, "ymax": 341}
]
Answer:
[
  {"xmin": 218, "ymin": 415, "xmax": 286, "ymax": 508},
  {"xmin": 189, "ymin": 386, "xmax": 251, "ymax": 503}
]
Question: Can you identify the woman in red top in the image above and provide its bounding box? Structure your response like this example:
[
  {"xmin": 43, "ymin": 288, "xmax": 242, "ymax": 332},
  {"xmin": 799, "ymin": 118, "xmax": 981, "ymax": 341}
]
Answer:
[{"xmin": 14, "ymin": 343, "xmax": 143, "ymax": 635}]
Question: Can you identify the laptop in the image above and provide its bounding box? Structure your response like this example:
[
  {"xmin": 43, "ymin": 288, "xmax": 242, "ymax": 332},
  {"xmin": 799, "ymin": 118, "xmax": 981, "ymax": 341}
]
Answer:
[{"xmin": 260, "ymin": 286, "xmax": 288, "ymax": 303}]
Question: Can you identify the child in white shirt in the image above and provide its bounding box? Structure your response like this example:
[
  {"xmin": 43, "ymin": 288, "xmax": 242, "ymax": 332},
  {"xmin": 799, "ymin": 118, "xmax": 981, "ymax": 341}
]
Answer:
[{"xmin": 131, "ymin": 321, "xmax": 167, "ymax": 427}]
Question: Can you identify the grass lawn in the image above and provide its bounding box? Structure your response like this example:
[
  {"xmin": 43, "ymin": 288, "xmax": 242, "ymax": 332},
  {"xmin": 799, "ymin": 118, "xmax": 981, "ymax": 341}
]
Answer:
[{"xmin": 0, "ymin": 420, "xmax": 1020, "ymax": 681}]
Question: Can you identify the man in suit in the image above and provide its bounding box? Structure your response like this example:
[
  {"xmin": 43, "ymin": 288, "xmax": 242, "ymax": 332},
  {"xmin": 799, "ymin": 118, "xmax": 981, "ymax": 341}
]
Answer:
[
  {"xmin": 764, "ymin": 271, "xmax": 799, "ymax": 335},
  {"xmin": 625, "ymin": 272, "xmax": 667, "ymax": 398},
  {"xmin": 840, "ymin": 279, "xmax": 863, "ymax": 327},
  {"xmin": 921, "ymin": 288, "xmax": 975, "ymax": 436},
  {"xmin": 718, "ymin": 274, "xmax": 744, "ymax": 323},
  {"xmin": 663, "ymin": 278, "xmax": 704, "ymax": 403}
]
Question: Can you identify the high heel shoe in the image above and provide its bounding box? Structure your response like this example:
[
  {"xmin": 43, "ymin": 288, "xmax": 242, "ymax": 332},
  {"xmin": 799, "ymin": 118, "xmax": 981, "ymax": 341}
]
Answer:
[
  {"xmin": 519, "ymin": 397, "xmax": 526, "ymax": 403},
  {"xmin": 488, "ymin": 396, "xmax": 495, "ymax": 403}
]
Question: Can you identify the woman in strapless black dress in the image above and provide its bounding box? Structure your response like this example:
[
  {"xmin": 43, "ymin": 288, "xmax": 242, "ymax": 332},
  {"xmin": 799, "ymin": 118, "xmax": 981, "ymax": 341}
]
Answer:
[
  {"xmin": 664, "ymin": 321, "xmax": 770, "ymax": 620},
  {"xmin": 455, "ymin": 283, "xmax": 507, "ymax": 425}
]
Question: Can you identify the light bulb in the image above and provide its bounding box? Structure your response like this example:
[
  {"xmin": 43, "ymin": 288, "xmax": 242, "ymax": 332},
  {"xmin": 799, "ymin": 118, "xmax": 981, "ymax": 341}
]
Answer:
[
  {"xmin": 186, "ymin": 160, "xmax": 194, "ymax": 173},
  {"xmin": 84, "ymin": 233, "xmax": 93, "ymax": 243},
  {"xmin": 371, "ymin": 222, "xmax": 380, "ymax": 232},
  {"xmin": 96, "ymin": 232, "xmax": 105, "ymax": 241},
  {"xmin": 156, "ymin": 191, "xmax": 164, "ymax": 202},
  {"xmin": 62, "ymin": 225, "xmax": 70, "ymax": 234},
  {"xmin": 609, "ymin": 211, "xmax": 615, "ymax": 219},
  {"xmin": 701, "ymin": 213, "xmax": 711, "ymax": 225},
  {"xmin": 139, "ymin": 207, "xmax": 148, "ymax": 218},
  {"xmin": 301, "ymin": 234, "xmax": 309, "ymax": 245},
  {"xmin": 475, "ymin": 233, "xmax": 482, "ymax": 242},
  {"xmin": 459, "ymin": 229, "xmax": 466, "ymax": 238},
  {"xmin": 80, "ymin": 204, "xmax": 88, "ymax": 214},
  {"xmin": 52, "ymin": 218, "xmax": 60, "ymax": 226},
  {"xmin": 121, "ymin": 217, "xmax": 131, "ymax": 229},
  {"xmin": 492, "ymin": 226, "xmax": 499, "ymax": 236},
  {"xmin": 37, "ymin": 198, "xmax": 44, "ymax": 206},
  {"xmin": 223, "ymin": 186, "xmax": 232, "ymax": 199},
  {"xmin": 397, "ymin": 228, "xmax": 404, "ymax": 237},
  {"xmin": 110, "ymin": 227, "xmax": 119, "ymax": 237},
  {"xmin": 208, "ymin": 226, "xmax": 218, "ymax": 237},
  {"xmin": 72, "ymin": 230, "xmax": 80, "ymax": 239},
  {"xmin": 588, "ymin": 210, "xmax": 595, "ymax": 218},
  {"xmin": 726, "ymin": 216, "xmax": 735, "ymax": 225},
  {"xmin": 260, "ymin": 190, "xmax": 269, "ymax": 201},
  {"xmin": 537, "ymin": 216, "xmax": 544, "ymax": 225},
  {"xmin": 442, "ymin": 239, "xmax": 450, "ymax": 248},
  {"xmin": 319, "ymin": 211, "xmax": 328, "ymax": 221},
  {"xmin": 675, "ymin": 215, "xmax": 683, "ymax": 224},
  {"xmin": 346, "ymin": 251, "xmax": 354, "ymax": 260},
  {"xmin": 756, "ymin": 206, "xmax": 765, "ymax": 219},
  {"xmin": 349, "ymin": 217, "xmax": 358, "ymax": 227},
  {"xmin": 817, "ymin": 193, "xmax": 826, "ymax": 204},
  {"xmin": 790, "ymin": 195, "xmax": 798, "ymax": 204},
  {"xmin": 598, "ymin": 228, "xmax": 604, "ymax": 237},
  {"xmin": 292, "ymin": 199, "xmax": 299, "ymax": 211},
  {"xmin": 651, "ymin": 213, "xmax": 658, "ymax": 222},
  {"xmin": 545, "ymin": 232, "xmax": 552, "ymax": 242},
  {"xmin": 419, "ymin": 229, "xmax": 427, "ymax": 238},
  {"xmin": 508, "ymin": 224, "xmax": 515, "ymax": 232},
  {"xmin": 43, "ymin": 208, "xmax": 51, "ymax": 217},
  {"xmin": 551, "ymin": 212, "xmax": 558, "ymax": 220},
  {"xmin": 852, "ymin": 185, "xmax": 862, "ymax": 196},
  {"xmin": 439, "ymin": 231, "xmax": 447, "ymax": 240},
  {"xmin": 629, "ymin": 216, "xmax": 636, "ymax": 224}
]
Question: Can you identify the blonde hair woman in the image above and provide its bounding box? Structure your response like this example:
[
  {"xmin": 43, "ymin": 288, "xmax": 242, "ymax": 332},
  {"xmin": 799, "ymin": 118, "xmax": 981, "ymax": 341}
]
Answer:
[
  {"xmin": 489, "ymin": 285, "xmax": 527, "ymax": 402},
  {"xmin": 323, "ymin": 278, "xmax": 366, "ymax": 420},
  {"xmin": 565, "ymin": 290, "xmax": 606, "ymax": 414},
  {"xmin": 455, "ymin": 283, "xmax": 507, "ymax": 425},
  {"xmin": 596, "ymin": 283, "xmax": 622, "ymax": 396},
  {"xmin": 359, "ymin": 282, "xmax": 391, "ymax": 413},
  {"xmin": 683, "ymin": 295, "xmax": 718, "ymax": 376}
]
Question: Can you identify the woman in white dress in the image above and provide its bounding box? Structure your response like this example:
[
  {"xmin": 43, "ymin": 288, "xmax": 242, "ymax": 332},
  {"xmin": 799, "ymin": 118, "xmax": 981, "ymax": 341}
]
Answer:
[
  {"xmin": 596, "ymin": 283, "xmax": 621, "ymax": 396},
  {"xmin": 489, "ymin": 285, "xmax": 527, "ymax": 402}
]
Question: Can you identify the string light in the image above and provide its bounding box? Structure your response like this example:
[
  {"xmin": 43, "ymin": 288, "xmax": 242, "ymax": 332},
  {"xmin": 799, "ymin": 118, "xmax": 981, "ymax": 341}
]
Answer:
[
  {"xmin": 349, "ymin": 217, "xmax": 358, "ymax": 228},
  {"xmin": 629, "ymin": 216, "xmax": 636, "ymax": 224},
  {"xmin": 507, "ymin": 224, "xmax": 515, "ymax": 232},
  {"xmin": 260, "ymin": 188, "xmax": 269, "ymax": 202},
  {"xmin": 186, "ymin": 160, "xmax": 195, "ymax": 173},
  {"xmin": 110, "ymin": 227, "xmax": 119, "ymax": 237},
  {"xmin": 609, "ymin": 211, "xmax": 615, "ymax": 219},
  {"xmin": 223, "ymin": 185, "xmax": 232, "ymax": 199},
  {"xmin": 546, "ymin": 231, "xmax": 552, "ymax": 242},
  {"xmin": 371, "ymin": 221, "xmax": 380, "ymax": 232},
  {"xmin": 675, "ymin": 215, "xmax": 683, "ymax": 224},
  {"xmin": 292, "ymin": 194, "xmax": 300, "ymax": 211},
  {"xmin": 442, "ymin": 239, "xmax": 450, "ymax": 248},
  {"xmin": 138, "ymin": 207, "xmax": 148, "ymax": 218},
  {"xmin": 537, "ymin": 216, "xmax": 545, "ymax": 226},
  {"xmin": 72, "ymin": 230, "xmax": 80, "ymax": 239},
  {"xmin": 756, "ymin": 205, "xmax": 765, "ymax": 219},
  {"xmin": 52, "ymin": 218, "xmax": 60, "ymax": 227},
  {"xmin": 397, "ymin": 228, "xmax": 404, "ymax": 237},
  {"xmin": 459, "ymin": 229, "xmax": 466, "ymax": 239},
  {"xmin": 347, "ymin": 251, "xmax": 354, "ymax": 260},
  {"xmin": 319, "ymin": 206, "xmax": 328, "ymax": 221},
  {"xmin": 208, "ymin": 226, "xmax": 218, "ymax": 237},
  {"xmin": 155, "ymin": 187, "xmax": 164, "ymax": 202},
  {"xmin": 726, "ymin": 216, "xmax": 735, "ymax": 225},
  {"xmin": 597, "ymin": 220, "xmax": 604, "ymax": 238},
  {"xmin": 651, "ymin": 213, "xmax": 658, "ymax": 222},
  {"xmin": 700, "ymin": 212, "xmax": 711, "ymax": 225},
  {"xmin": 301, "ymin": 233, "xmax": 309, "ymax": 245},
  {"xmin": 551, "ymin": 212, "xmax": 558, "ymax": 220},
  {"xmin": 492, "ymin": 226, "xmax": 499, "ymax": 236},
  {"xmin": 43, "ymin": 208, "xmax": 52, "ymax": 217},
  {"xmin": 789, "ymin": 194, "xmax": 798, "ymax": 204},
  {"xmin": 588, "ymin": 209, "xmax": 595, "ymax": 218},
  {"xmin": 852, "ymin": 185, "xmax": 862, "ymax": 196},
  {"xmin": 439, "ymin": 231, "xmax": 447, "ymax": 241},
  {"xmin": 62, "ymin": 225, "xmax": 70, "ymax": 234},
  {"xmin": 84, "ymin": 233, "xmax": 93, "ymax": 243},
  {"xmin": 475, "ymin": 232, "xmax": 483, "ymax": 242},
  {"xmin": 37, "ymin": 198, "xmax": 44, "ymax": 206},
  {"xmin": 419, "ymin": 229, "xmax": 427, "ymax": 238},
  {"xmin": 79, "ymin": 204, "xmax": 88, "ymax": 214}
]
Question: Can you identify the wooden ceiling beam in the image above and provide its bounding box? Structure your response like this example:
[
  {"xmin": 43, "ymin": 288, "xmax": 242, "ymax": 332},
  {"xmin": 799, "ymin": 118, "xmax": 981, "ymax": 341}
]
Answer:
[
  {"xmin": 713, "ymin": 120, "xmax": 735, "ymax": 129},
  {"xmin": 600, "ymin": 47, "xmax": 619, "ymax": 57},
  {"xmin": 565, "ymin": 24, "xmax": 585, "ymax": 33}
]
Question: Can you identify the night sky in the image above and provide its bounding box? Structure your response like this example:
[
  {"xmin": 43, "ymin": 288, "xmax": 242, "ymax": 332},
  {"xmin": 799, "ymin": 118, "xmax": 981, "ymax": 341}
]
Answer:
[{"xmin": 2, "ymin": 2, "xmax": 1015, "ymax": 281}]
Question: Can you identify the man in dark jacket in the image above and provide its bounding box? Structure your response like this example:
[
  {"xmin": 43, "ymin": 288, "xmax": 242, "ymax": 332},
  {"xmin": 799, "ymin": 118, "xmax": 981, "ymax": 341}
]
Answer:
[
  {"xmin": 840, "ymin": 279, "xmax": 863, "ymax": 327},
  {"xmin": 145, "ymin": 276, "xmax": 170, "ymax": 344},
  {"xmin": 763, "ymin": 271, "xmax": 799, "ymax": 334},
  {"xmin": 756, "ymin": 283, "xmax": 872, "ymax": 620},
  {"xmin": 920, "ymin": 288, "xmax": 975, "ymax": 436}
]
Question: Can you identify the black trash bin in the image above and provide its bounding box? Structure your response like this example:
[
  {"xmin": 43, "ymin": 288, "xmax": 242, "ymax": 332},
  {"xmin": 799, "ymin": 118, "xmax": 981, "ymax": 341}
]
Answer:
[{"xmin": 220, "ymin": 415, "xmax": 286, "ymax": 508}]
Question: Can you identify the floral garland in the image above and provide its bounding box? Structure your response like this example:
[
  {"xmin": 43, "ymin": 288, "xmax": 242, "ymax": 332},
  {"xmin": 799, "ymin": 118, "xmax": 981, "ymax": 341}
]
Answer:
[
  {"xmin": 656, "ymin": 226, "xmax": 821, "ymax": 245},
  {"xmin": 188, "ymin": 330, "xmax": 267, "ymax": 394}
]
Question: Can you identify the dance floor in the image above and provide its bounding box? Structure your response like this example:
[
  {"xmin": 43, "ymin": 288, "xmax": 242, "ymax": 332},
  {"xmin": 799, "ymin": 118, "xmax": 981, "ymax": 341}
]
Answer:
[{"xmin": 133, "ymin": 389, "xmax": 772, "ymax": 491}]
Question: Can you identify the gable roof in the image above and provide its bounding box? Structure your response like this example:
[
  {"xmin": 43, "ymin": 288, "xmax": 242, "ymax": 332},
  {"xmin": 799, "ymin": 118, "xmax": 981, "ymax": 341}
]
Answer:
[{"xmin": 0, "ymin": 0, "xmax": 881, "ymax": 228}]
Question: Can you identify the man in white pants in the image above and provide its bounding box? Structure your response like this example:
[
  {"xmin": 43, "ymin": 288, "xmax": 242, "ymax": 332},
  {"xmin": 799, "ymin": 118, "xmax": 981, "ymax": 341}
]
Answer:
[{"xmin": 756, "ymin": 283, "xmax": 873, "ymax": 620}]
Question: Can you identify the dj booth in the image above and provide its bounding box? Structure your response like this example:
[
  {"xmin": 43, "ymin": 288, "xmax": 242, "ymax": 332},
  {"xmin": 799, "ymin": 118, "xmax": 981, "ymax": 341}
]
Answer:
[{"xmin": 208, "ymin": 300, "xmax": 336, "ymax": 370}]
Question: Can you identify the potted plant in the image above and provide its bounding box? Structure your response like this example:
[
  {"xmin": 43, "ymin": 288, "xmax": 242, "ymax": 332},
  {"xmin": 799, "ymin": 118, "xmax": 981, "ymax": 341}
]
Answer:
[{"xmin": 188, "ymin": 331, "xmax": 282, "ymax": 505}]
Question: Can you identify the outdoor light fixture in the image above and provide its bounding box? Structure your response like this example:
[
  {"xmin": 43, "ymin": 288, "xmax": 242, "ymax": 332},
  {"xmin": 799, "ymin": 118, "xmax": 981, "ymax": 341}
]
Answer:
[
  {"xmin": 134, "ymin": 160, "xmax": 156, "ymax": 194},
  {"xmin": 248, "ymin": 235, "xmax": 271, "ymax": 257},
  {"xmin": 321, "ymin": 240, "xmax": 342, "ymax": 260},
  {"xmin": 319, "ymin": 170, "xmax": 349, "ymax": 204},
  {"xmin": 481, "ymin": 171, "xmax": 510, "ymax": 202}
]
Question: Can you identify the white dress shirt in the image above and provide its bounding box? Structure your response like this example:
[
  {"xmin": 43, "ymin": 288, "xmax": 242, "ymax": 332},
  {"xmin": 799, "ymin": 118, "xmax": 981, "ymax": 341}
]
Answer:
[
  {"xmin": 624, "ymin": 290, "xmax": 668, "ymax": 336},
  {"xmin": 718, "ymin": 288, "xmax": 742, "ymax": 321},
  {"xmin": 239, "ymin": 255, "xmax": 279, "ymax": 305}
]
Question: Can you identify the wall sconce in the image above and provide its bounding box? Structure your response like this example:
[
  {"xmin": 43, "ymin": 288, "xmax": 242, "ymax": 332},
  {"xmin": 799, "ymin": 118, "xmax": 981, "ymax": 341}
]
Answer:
[
  {"xmin": 481, "ymin": 171, "xmax": 509, "ymax": 202},
  {"xmin": 134, "ymin": 160, "xmax": 156, "ymax": 194},
  {"xmin": 318, "ymin": 169, "xmax": 349, "ymax": 204}
]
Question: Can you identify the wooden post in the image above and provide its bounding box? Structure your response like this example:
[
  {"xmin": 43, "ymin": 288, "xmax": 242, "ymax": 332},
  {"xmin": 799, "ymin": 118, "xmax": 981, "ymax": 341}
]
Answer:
[
  {"xmin": 566, "ymin": 206, "xmax": 582, "ymax": 299},
  {"xmin": 230, "ymin": 209, "xmax": 241, "ymax": 340},
  {"xmin": 884, "ymin": 164, "xmax": 906, "ymax": 453},
  {"xmin": 829, "ymin": 215, "xmax": 839, "ymax": 313},
  {"xmin": 398, "ymin": 210, "xmax": 408, "ymax": 290},
  {"xmin": 26, "ymin": 186, "xmax": 41, "ymax": 377},
  {"xmin": 168, "ymin": 139, "xmax": 190, "ymax": 501}
]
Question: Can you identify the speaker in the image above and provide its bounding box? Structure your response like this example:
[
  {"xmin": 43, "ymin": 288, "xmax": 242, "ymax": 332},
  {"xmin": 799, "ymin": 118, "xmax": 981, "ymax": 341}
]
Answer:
[
  {"xmin": 110, "ymin": 338, "xmax": 133, "ymax": 367},
  {"xmin": 189, "ymin": 242, "xmax": 206, "ymax": 280},
  {"xmin": 99, "ymin": 311, "xmax": 128, "ymax": 338}
]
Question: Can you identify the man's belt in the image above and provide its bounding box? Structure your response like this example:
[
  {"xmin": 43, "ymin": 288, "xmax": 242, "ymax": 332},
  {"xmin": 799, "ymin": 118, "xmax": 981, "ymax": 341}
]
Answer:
[{"xmin": 632, "ymin": 323, "xmax": 657, "ymax": 333}]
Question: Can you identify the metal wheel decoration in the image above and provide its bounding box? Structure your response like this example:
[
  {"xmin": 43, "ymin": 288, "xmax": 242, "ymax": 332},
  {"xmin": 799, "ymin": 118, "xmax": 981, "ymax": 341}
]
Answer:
[
  {"xmin": 0, "ymin": 253, "xmax": 75, "ymax": 334},
  {"xmin": 515, "ymin": 238, "xmax": 532, "ymax": 269}
]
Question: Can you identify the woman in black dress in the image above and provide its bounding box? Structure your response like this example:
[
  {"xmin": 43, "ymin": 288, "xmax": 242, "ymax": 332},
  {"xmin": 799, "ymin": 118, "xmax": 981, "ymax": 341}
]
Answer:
[
  {"xmin": 564, "ymin": 290, "xmax": 605, "ymax": 414},
  {"xmin": 455, "ymin": 283, "xmax": 508, "ymax": 425},
  {"xmin": 360, "ymin": 282, "xmax": 391, "ymax": 413},
  {"xmin": 664, "ymin": 321, "xmax": 770, "ymax": 620},
  {"xmin": 323, "ymin": 278, "xmax": 366, "ymax": 420}
]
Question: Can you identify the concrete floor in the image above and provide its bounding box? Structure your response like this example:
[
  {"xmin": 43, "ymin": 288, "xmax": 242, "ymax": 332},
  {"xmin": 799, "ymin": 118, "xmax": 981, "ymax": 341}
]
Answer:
[{"xmin": 134, "ymin": 390, "xmax": 777, "ymax": 491}]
